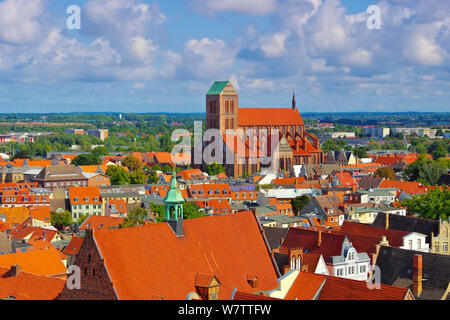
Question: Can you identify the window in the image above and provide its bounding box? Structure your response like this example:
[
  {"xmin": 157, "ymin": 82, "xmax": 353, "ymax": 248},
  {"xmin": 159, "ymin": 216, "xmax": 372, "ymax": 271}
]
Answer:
[
  {"xmin": 337, "ymin": 268, "xmax": 343, "ymax": 276},
  {"xmin": 360, "ymin": 265, "xmax": 366, "ymax": 273},
  {"xmin": 417, "ymin": 239, "xmax": 421, "ymax": 249},
  {"xmin": 409, "ymin": 240, "xmax": 413, "ymax": 249},
  {"xmin": 74, "ymin": 197, "xmax": 79, "ymax": 202},
  {"xmin": 444, "ymin": 242, "xmax": 448, "ymax": 252}
]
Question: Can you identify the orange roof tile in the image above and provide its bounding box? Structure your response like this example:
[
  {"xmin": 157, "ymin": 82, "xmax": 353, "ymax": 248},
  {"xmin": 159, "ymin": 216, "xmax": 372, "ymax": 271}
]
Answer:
[
  {"xmin": 69, "ymin": 186, "xmax": 102, "ymax": 205},
  {"xmin": 79, "ymin": 215, "xmax": 124, "ymax": 231},
  {"xmin": 285, "ymin": 272, "xmax": 410, "ymax": 300},
  {"xmin": 92, "ymin": 211, "xmax": 279, "ymax": 300},
  {"xmin": 334, "ymin": 172, "xmax": 358, "ymax": 187},
  {"xmin": 29, "ymin": 206, "xmax": 51, "ymax": 223},
  {"xmin": 78, "ymin": 165, "xmax": 101, "ymax": 173},
  {"xmin": 379, "ymin": 180, "xmax": 429, "ymax": 195},
  {"xmin": 62, "ymin": 237, "xmax": 84, "ymax": 256},
  {"xmin": 0, "ymin": 267, "xmax": 66, "ymax": 300},
  {"xmin": 0, "ymin": 248, "xmax": 67, "ymax": 276},
  {"xmin": 238, "ymin": 107, "xmax": 304, "ymax": 126},
  {"xmin": 0, "ymin": 207, "xmax": 30, "ymax": 225}
]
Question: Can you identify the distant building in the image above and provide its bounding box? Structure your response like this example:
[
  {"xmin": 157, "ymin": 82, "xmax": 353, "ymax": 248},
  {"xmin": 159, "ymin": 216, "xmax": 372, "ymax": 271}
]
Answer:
[
  {"xmin": 64, "ymin": 129, "xmax": 84, "ymax": 135},
  {"xmin": 327, "ymin": 132, "xmax": 356, "ymax": 139},
  {"xmin": 87, "ymin": 129, "xmax": 109, "ymax": 141},
  {"xmin": 69, "ymin": 187, "xmax": 103, "ymax": 220},
  {"xmin": 35, "ymin": 165, "xmax": 88, "ymax": 191},
  {"xmin": 364, "ymin": 127, "xmax": 390, "ymax": 138}
]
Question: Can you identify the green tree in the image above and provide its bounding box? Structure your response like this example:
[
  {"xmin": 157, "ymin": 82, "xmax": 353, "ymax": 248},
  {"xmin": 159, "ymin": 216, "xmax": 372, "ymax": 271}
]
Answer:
[
  {"xmin": 183, "ymin": 202, "xmax": 204, "ymax": 219},
  {"xmin": 403, "ymin": 154, "xmax": 446, "ymax": 185},
  {"xmin": 401, "ymin": 188, "xmax": 450, "ymax": 220},
  {"xmin": 106, "ymin": 165, "xmax": 131, "ymax": 185},
  {"xmin": 375, "ymin": 167, "xmax": 396, "ymax": 180},
  {"xmin": 291, "ymin": 196, "xmax": 310, "ymax": 215},
  {"xmin": 163, "ymin": 164, "xmax": 173, "ymax": 173},
  {"xmin": 120, "ymin": 206, "xmax": 148, "ymax": 228},
  {"xmin": 75, "ymin": 213, "xmax": 90, "ymax": 226},
  {"xmin": 50, "ymin": 211, "xmax": 73, "ymax": 229},
  {"xmin": 130, "ymin": 169, "xmax": 147, "ymax": 185},
  {"xmin": 122, "ymin": 155, "xmax": 142, "ymax": 171},
  {"xmin": 152, "ymin": 164, "xmax": 162, "ymax": 171},
  {"xmin": 430, "ymin": 144, "xmax": 448, "ymax": 160},
  {"xmin": 71, "ymin": 153, "xmax": 101, "ymax": 166},
  {"xmin": 353, "ymin": 147, "xmax": 369, "ymax": 159},
  {"xmin": 92, "ymin": 146, "xmax": 109, "ymax": 156},
  {"xmin": 205, "ymin": 162, "xmax": 225, "ymax": 176},
  {"xmin": 151, "ymin": 203, "xmax": 166, "ymax": 223},
  {"xmin": 147, "ymin": 169, "xmax": 159, "ymax": 184}
]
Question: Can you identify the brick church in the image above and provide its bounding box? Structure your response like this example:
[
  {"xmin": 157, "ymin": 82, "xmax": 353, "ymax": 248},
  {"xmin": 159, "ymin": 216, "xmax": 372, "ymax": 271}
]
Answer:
[{"xmin": 199, "ymin": 81, "xmax": 324, "ymax": 178}]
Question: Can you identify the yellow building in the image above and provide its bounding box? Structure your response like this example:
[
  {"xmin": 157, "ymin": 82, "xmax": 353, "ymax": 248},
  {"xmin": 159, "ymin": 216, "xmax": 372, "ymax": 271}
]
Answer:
[{"xmin": 431, "ymin": 219, "xmax": 449, "ymax": 255}]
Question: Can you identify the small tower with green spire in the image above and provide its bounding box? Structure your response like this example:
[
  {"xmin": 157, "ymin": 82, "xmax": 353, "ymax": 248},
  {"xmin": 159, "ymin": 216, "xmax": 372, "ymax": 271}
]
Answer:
[{"xmin": 163, "ymin": 168, "xmax": 185, "ymax": 236}]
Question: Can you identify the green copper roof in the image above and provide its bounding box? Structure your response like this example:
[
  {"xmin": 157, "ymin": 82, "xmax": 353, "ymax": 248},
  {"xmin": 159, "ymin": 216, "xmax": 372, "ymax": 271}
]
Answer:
[
  {"xmin": 163, "ymin": 171, "xmax": 185, "ymax": 203},
  {"xmin": 206, "ymin": 81, "xmax": 229, "ymax": 95}
]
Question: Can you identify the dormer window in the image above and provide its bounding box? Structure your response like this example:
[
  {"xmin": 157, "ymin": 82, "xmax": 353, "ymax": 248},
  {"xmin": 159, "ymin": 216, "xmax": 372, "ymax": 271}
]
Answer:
[{"xmin": 195, "ymin": 274, "xmax": 221, "ymax": 301}]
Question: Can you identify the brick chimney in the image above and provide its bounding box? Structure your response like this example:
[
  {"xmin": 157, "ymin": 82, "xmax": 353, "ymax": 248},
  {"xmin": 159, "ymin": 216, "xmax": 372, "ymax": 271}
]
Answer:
[
  {"xmin": 10, "ymin": 265, "xmax": 21, "ymax": 276},
  {"xmin": 413, "ymin": 254, "xmax": 423, "ymax": 297},
  {"xmin": 317, "ymin": 230, "xmax": 322, "ymax": 247}
]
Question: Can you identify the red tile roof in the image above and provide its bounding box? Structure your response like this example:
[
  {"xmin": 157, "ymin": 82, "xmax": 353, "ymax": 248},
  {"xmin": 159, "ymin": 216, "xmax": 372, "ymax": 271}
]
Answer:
[
  {"xmin": 69, "ymin": 187, "xmax": 102, "ymax": 205},
  {"xmin": 62, "ymin": 237, "xmax": 84, "ymax": 255},
  {"xmin": 272, "ymin": 177, "xmax": 306, "ymax": 186},
  {"xmin": 0, "ymin": 267, "xmax": 66, "ymax": 300},
  {"xmin": 79, "ymin": 215, "xmax": 124, "ymax": 231},
  {"xmin": 0, "ymin": 248, "xmax": 67, "ymax": 276},
  {"xmin": 238, "ymin": 108, "xmax": 304, "ymax": 126},
  {"xmin": 188, "ymin": 183, "xmax": 231, "ymax": 198},
  {"xmin": 10, "ymin": 226, "xmax": 59, "ymax": 243},
  {"xmin": 281, "ymin": 227, "xmax": 382, "ymax": 260},
  {"xmin": 379, "ymin": 180, "xmax": 429, "ymax": 195},
  {"xmin": 334, "ymin": 172, "xmax": 358, "ymax": 187},
  {"xmin": 92, "ymin": 211, "xmax": 279, "ymax": 300},
  {"xmin": 285, "ymin": 272, "xmax": 411, "ymax": 300},
  {"xmin": 232, "ymin": 291, "xmax": 281, "ymax": 300},
  {"xmin": 340, "ymin": 221, "xmax": 410, "ymax": 248}
]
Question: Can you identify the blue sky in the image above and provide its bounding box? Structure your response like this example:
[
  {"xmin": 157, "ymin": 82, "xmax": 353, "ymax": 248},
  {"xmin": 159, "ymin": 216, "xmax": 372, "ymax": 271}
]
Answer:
[{"xmin": 0, "ymin": 0, "xmax": 449, "ymax": 113}]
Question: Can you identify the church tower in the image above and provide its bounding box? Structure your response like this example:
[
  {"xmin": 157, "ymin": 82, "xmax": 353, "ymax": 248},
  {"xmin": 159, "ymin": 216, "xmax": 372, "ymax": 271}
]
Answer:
[
  {"xmin": 163, "ymin": 169, "xmax": 185, "ymax": 236},
  {"xmin": 206, "ymin": 81, "xmax": 239, "ymax": 134}
]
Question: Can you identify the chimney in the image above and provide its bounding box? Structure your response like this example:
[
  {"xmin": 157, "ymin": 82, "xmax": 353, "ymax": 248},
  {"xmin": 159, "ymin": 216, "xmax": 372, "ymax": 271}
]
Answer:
[
  {"xmin": 413, "ymin": 254, "xmax": 423, "ymax": 297},
  {"xmin": 10, "ymin": 265, "xmax": 21, "ymax": 276},
  {"xmin": 317, "ymin": 230, "xmax": 322, "ymax": 247},
  {"xmin": 385, "ymin": 213, "xmax": 389, "ymax": 230}
]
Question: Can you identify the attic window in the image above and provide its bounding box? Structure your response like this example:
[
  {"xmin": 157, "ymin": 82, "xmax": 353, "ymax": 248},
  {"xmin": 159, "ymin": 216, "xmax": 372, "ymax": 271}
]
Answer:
[
  {"xmin": 195, "ymin": 274, "xmax": 221, "ymax": 301},
  {"xmin": 247, "ymin": 275, "xmax": 259, "ymax": 289}
]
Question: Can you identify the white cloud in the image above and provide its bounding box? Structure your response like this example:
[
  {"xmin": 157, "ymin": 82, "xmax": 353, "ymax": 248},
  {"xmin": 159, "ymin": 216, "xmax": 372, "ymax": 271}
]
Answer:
[
  {"xmin": 190, "ymin": 0, "xmax": 277, "ymax": 16},
  {"xmin": 184, "ymin": 38, "xmax": 236, "ymax": 78},
  {"xmin": 0, "ymin": 0, "xmax": 44, "ymax": 44},
  {"xmin": 133, "ymin": 82, "xmax": 146, "ymax": 89},
  {"xmin": 260, "ymin": 33, "xmax": 288, "ymax": 58}
]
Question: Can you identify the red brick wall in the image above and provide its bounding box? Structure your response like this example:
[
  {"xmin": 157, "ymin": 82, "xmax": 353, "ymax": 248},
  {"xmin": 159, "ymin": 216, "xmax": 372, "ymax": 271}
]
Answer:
[{"xmin": 58, "ymin": 230, "xmax": 117, "ymax": 300}]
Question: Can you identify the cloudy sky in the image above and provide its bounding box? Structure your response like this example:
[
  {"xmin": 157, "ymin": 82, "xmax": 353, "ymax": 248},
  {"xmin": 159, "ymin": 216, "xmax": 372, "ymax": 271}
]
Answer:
[{"xmin": 0, "ymin": 0, "xmax": 449, "ymax": 113}]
